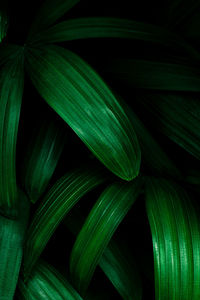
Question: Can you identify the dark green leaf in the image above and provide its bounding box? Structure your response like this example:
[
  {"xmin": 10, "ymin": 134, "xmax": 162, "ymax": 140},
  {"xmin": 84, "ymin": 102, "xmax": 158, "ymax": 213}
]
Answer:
[
  {"xmin": 139, "ymin": 93, "xmax": 200, "ymax": 161},
  {"xmin": 70, "ymin": 178, "xmax": 143, "ymax": 294},
  {"xmin": 27, "ymin": 17, "xmax": 199, "ymax": 59},
  {"xmin": 145, "ymin": 178, "xmax": 200, "ymax": 300},
  {"xmin": 21, "ymin": 117, "xmax": 66, "ymax": 203},
  {"xmin": 0, "ymin": 190, "xmax": 29, "ymax": 300},
  {"xmin": 0, "ymin": 44, "xmax": 22, "ymax": 67},
  {"xmin": 23, "ymin": 168, "xmax": 105, "ymax": 280},
  {"xmin": 0, "ymin": 49, "xmax": 24, "ymax": 217},
  {"xmin": 106, "ymin": 58, "xmax": 200, "ymax": 91},
  {"xmin": 25, "ymin": 44, "xmax": 141, "ymax": 181},
  {"xmin": 27, "ymin": 0, "xmax": 80, "ymax": 41},
  {"xmin": 0, "ymin": 10, "xmax": 8, "ymax": 42},
  {"xmin": 18, "ymin": 260, "xmax": 82, "ymax": 299}
]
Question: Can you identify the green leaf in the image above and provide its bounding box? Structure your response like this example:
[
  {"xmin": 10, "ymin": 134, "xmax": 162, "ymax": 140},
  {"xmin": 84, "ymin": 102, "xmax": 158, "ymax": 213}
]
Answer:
[
  {"xmin": 27, "ymin": 17, "xmax": 199, "ymax": 59},
  {"xmin": 0, "ymin": 10, "xmax": 8, "ymax": 42},
  {"xmin": 139, "ymin": 93, "xmax": 200, "ymax": 161},
  {"xmin": 27, "ymin": 0, "xmax": 80, "ymax": 41},
  {"xmin": 64, "ymin": 211, "xmax": 142, "ymax": 300},
  {"xmin": 18, "ymin": 260, "xmax": 82, "ymax": 300},
  {"xmin": 70, "ymin": 178, "xmax": 143, "ymax": 294},
  {"xmin": 145, "ymin": 178, "xmax": 200, "ymax": 300},
  {"xmin": 99, "ymin": 240, "xmax": 142, "ymax": 300},
  {"xmin": 0, "ymin": 44, "xmax": 22, "ymax": 67},
  {"xmin": 0, "ymin": 190, "xmax": 29, "ymax": 300},
  {"xmin": 23, "ymin": 168, "xmax": 105, "ymax": 280},
  {"xmin": 0, "ymin": 49, "xmax": 24, "ymax": 217},
  {"xmin": 106, "ymin": 58, "xmax": 200, "ymax": 92},
  {"xmin": 21, "ymin": 117, "xmax": 66, "ymax": 203},
  {"xmin": 25, "ymin": 44, "xmax": 141, "ymax": 181}
]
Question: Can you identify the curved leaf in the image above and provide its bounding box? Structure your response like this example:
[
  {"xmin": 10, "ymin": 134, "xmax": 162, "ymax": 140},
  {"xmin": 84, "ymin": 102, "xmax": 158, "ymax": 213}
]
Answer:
[
  {"xmin": 21, "ymin": 117, "xmax": 66, "ymax": 203},
  {"xmin": 145, "ymin": 178, "xmax": 200, "ymax": 300},
  {"xmin": 106, "ymin": 58, "xmax": 200, "ymax": 92},
  {"xmin": 27, "ymin": 0, "xmax": 80, "ymax": 41},
  {"xmin": 23, "ymin": 168, "xmax": 105, "ymax": 280},
  {"xmin": 25, "ymin": 44, "xmax": 141, "ymax": 181},
  {"xmin": 70, "ymin": 178, "xmax": 143, "ymax": 294},
  {"xmin": 0, "ymin": 190, "xmax": 29, "ymax": 300},
  {"xmin": 0, "ymin": 49, "xmax": 24, "ymax": 217},
  {"xmin": 27, "ymin": 17, "xmax": 199, "ymax": 59},
  {"xmin": 18, "ymin": 260, "xmax": 82, "ymax": 300}
]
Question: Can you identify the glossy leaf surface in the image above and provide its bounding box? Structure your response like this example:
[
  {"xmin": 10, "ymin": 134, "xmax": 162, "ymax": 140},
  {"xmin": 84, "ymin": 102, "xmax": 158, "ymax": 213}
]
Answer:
[
  {"xmin": 146, "ymin": 178, "xmax": 200, "ymax": 300},
  {"xmin": 70, "ymin": 179, "xmax": 143, "ymax": 294},
  {"xmin": 23, "ymin": 168, "xmax": 105, "ymax": 280},
  {"xmin": 25, "ymin": 44, "xmax": 141, "ymax": 180}
]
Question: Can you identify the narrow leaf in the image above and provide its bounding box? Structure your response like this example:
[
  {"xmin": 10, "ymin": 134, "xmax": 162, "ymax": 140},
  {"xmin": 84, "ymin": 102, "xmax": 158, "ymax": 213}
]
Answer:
[
  {"xmin": 21, "ymin": 117, "xmax": 66, "ymax": 203},
  {"xmin": 145, "ymin": 178, "xmax": 200, "ymax": 300},
  {"xmin": 139, "ymin": 93, "xmax": 200, "ymax": 161},
  {"xmin": 18, "ymin": 260, "xmax": 82, "ymax": 300},
  {"xmin": 65, "ymin": 211, "xmax": 142, "ymax": 300},
  {"xmin": 0, "ymin": 190, "xmax": 29, "ymax": 300},
  {"xmin": 0, "ymin": 9, "xmax": 8, "ymax": 42},
  {"xmin": 25, "ymin": 44, "xmax": 141, "ymax": 181},
  {"xmin": 0, "ymin": 50, "xmax": 24, "ymax": 217},
  {"xmin": 27, "ymin": 0, "xmax": 80, "ymax": 41},
  {"xmin": 23, "ymin": 168, "xmax": 105, "ymax": 280},
  {"xmin": 70, "ymin": 178, "xmax": 143, "ymax": 294},
  {"xmin": 106, "ymin": 58, "xmax": 200, "ymax": 92},
  {"xmin": 27, "ymin": 17, "xmax": 199, "ymax": 59}
]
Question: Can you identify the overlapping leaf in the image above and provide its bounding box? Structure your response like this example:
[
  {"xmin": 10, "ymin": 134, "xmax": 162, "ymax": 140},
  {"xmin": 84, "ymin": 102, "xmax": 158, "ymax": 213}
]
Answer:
[
  {"xmin": 18, "ymin": 260, "xmax": 82, "ymax": 300},
  {"xmin": 0, "ymin": 50, "xmax": 24, "ymax": 217},
  {"xmin": 106, "ymin": 58, "xmax": 200, "ymax": 91},
  {"xmin": 27, "ymin": 0, "xmax": 80, "ymax": 41},
  {"xmin": 22, "ymin": 118, "xmax": 66, "ymax": 203},
  {"xmin": 145, "ymin": 178, "xmax": 200, "ymax": 300},
  {"xmin": 139, "ymin": 93, "xmax": 200, "ymax": 161},
  {"xmin": 65, "ymin": 210, "xmax": 142, "ymax": 300},
  {"xmin": 23, "ymin": 168, "xmax": 105, "ymax": 280},
  {"xmin": 0, "ymin": 44, "xmax": 22, "ymax": 67},
  {"xmin": 70, "ymin": 178, "xmax": 143, "ymax": 294},
  {"xmin": 25, "ymin": 44, "xmax": 141, "ymax": 180},
  {"xmin": 0, "ymin": 190, "xmax": 29, "ymax": 300}
]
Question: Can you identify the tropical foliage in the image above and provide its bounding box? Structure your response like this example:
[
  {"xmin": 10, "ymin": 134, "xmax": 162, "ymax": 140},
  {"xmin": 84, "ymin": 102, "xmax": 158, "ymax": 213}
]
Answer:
[{"xmin": 0, "ymin": 0, "xmax": 200, "ymax": 299}]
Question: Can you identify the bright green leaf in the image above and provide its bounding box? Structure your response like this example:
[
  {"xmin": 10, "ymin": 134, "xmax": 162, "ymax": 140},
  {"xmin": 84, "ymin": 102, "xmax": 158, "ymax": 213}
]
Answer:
[
  {"xmin": 25, "ymin": 44, "xmax": 141, "ymax": 181},
  {"xmin": 23, "ymin": 168, "xmax": 105, "ymax": 280},
  {"xmin": 18, "ymin": 260, "xmax": 82, "ymax": 300},
  {"xmin": 145, "ymin": 178, "xmax": 200, "ymax": 300},
  {"xmin": 21, "ymin": 117, "xmax": 66, "ymax": 203},
  {"xmin": 0, "ymin": 190, "xmax": 29, "ymax": 300},
  {"xmin": 70, "ymin": 178, "xmax": 143, "ymax": 294},
  {"xmin": 0, "ymin": 49, "xmax": 24, "ymax": 217}
]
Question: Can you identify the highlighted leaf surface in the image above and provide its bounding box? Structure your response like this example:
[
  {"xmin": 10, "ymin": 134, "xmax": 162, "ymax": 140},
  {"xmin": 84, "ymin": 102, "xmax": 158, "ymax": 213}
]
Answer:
[
  {"xmin": 23, "ymin": 168, "xmax": 105, "ymax": 280},
  {"xmin": 70, "ymin": 179, "xmax": 143, "ymax": 294},
  {"xmin": 145, "ymin": 178, "xmax": 200, "ymax": 300},
  {"xmin": 26, "ymin": 45, "xmax": 141, "ymax": 180}
]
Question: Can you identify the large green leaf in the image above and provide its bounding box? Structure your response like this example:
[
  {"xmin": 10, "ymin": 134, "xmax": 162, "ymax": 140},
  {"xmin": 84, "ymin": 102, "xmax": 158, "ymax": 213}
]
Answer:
[
  {"xmin": 65, "ymin": 210, "xmax": 142, "ymax": 300},
  {"xmin": 0, "ymin": 49, "xmax": 24, "ymax": 217},
  {"xmin": 18, "ymin": 260, "xmax": 82, "ymax": 300},
  {"xmin": 70, "ymin": 178, "xmax": 143, "ymax": 294},
  {"xmin": 139, "ymin": 93, "xmax": 200, "ymax": 161},
  {"xmin": 25, "ymin": 44, "xmax": 141, "ymax": 181},
  {"xmin": 23, "ymin": 168, "xmax": 105, "ymax": 280},
  {"xmin": 106, "ymin": 58, "xmax": 200, "ymax": 91},
  {"xmin": 0, "ymin": 190, "xmax": 29, "ymax": 300},
  {"xmin": 27, "ymin": 0, "xmax": 80, "ymax": 41},
  {"xmin": 21, "ymin": 117, "xmax": 66, "ymax": 203},
  {"xmin": 27, "ymin": 17, "xmax": 199, "ymax": 59},
  {"xmin": 145, "ymin": 178, "xmax": 200, "ymax": 300}
]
